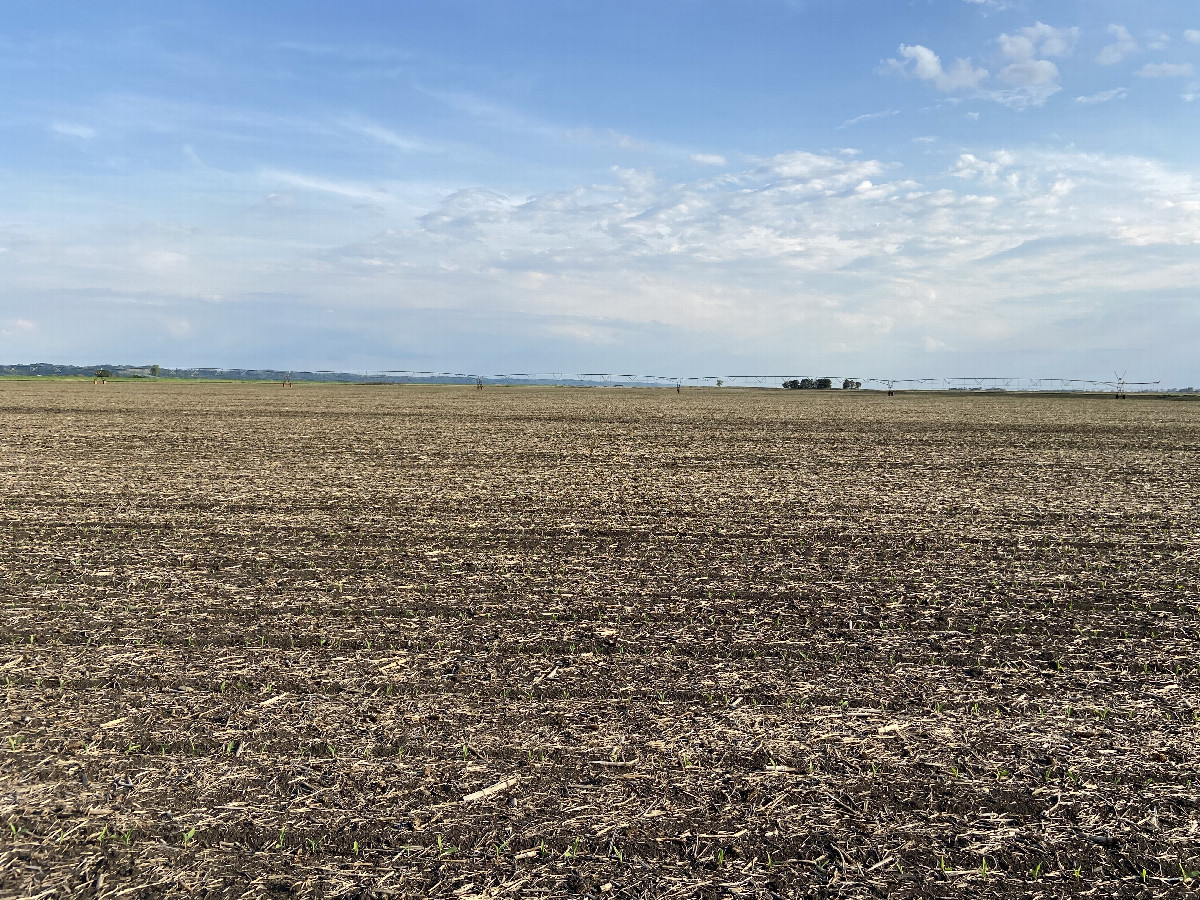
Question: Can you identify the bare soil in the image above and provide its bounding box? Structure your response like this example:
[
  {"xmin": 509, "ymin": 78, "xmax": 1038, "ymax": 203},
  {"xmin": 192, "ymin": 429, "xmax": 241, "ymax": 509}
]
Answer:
[{"xmin": 1, "ymin": 382, "xmax": 1197, "ymax": 898}]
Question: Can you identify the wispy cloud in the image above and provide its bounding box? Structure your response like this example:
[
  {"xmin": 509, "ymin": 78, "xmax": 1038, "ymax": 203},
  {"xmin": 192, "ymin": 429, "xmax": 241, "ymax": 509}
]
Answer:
[
  {"xmin": 838, "ymin": 109, "xmax": 899, "ymax": 128},
  {"xmin": 1136, "ymin": 62, "xmax": 1194, "ymax": 78},
  {"xmin": 419, "ymin": 87, "xmax": 561, "ymax": 141},
  {"xmin": 277, "ymin": 40, "xmax": 413, "ymax": 63},
  {"xmin": 1146, "ymin": 32, "xmax": 1171, "ymax": 51},
  {"xmin": 339, "ymin": 116, "xmax": 430, "ymax": 152},
  {"xmin": 1185, "ymin": 30, "xmax": 1200, "ymax": 45},
  {"xmin": 1075, "ymin": 88, "xmax": 1127, "ymax": 104},
  {"xmin": 565, "ymin": 127, "xmax": 661, "ymax": 152},
  {"xmin": 690, "ymin": 153, "xmax": 727, "ymax": 166},
  {"xmin": 260, "ymin": 168, "xmax": 390, "ymax": 202},
  {"xmin": 52, "ymin": 122, "xmax": 95, "ymax": 139}
]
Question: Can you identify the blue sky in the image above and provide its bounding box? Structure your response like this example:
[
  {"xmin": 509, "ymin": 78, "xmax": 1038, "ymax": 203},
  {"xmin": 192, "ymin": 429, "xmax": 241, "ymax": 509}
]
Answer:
[{"xmin": 1, "ymin": 1, "xmax": 1198, "ymax": 383}]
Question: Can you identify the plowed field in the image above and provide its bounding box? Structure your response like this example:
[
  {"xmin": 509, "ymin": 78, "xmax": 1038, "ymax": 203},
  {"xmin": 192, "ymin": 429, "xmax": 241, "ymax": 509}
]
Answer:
[{"xmin": 2, "ymin": 382, "xmax": 1198, "ymax": 898}]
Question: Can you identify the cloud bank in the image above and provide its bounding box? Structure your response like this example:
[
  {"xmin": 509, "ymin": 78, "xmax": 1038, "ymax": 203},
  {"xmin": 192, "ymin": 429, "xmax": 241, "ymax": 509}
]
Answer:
[{"xmin": 5, "ymin": 146, "xmax": 1198, "ymax": 379}]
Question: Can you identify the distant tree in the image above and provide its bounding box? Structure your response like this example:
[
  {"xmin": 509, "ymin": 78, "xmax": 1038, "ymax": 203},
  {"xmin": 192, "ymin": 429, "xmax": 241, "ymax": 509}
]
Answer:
[
  {"xmin": 814, "ymin": 377, "xmax": 832, "ymax": 389},
  {"xmin": 842, "ymin": 378, "xmax": 861, "ymax": 390},
  {"xmin": 799, "ymin": 378, "xmax": 817, "ymax": 389},
  {"xmin": 95, "ymin": 369, "xmax": 113, "ymax": 379},
  {"xmin": 782, "ymin": 379, "xmax": 801, "ymax": 390},
  {"xmin": 150, "ymin": 364, "xmax": 160, "ymax": 377}
]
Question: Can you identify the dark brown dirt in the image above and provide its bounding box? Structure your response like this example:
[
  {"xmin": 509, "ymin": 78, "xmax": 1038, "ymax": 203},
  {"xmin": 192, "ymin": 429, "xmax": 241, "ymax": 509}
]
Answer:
[{"xmin": 1, "ymin": 381, "xmax": 1197, "ymax": 898}]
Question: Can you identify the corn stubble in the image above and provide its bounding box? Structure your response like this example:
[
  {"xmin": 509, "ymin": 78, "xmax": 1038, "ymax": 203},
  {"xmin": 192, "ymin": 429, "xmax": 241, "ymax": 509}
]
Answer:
[{"xmin": 1, "ymin": 382, "xmax": 1197, "ymax": 897}]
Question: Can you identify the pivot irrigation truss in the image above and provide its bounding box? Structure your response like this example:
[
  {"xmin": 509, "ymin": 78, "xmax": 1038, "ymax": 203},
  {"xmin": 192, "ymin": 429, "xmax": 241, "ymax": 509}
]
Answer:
[{"xmin": 377, "ymin": 371, "xmax": 1162, "ymax": 393}]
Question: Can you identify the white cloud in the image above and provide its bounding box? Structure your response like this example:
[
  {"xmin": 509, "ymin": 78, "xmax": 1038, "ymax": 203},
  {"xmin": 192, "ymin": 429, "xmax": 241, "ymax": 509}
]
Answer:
[
  {"xmin": 1075, "ymin": 88, "xmax": 1127, "ymax": 104},
  {"xmin": 888, "ymin": 26, "xmax": 1072, "ymax": 107},
  {"xmin": 1097, "ymin": 25, "xmax": 1139, "ymax": 65},
  {"xmin": 1136, "ymin": 62, "xmax": 1195, "ymax": 78},
  {"xmin": 690, "ymin": 153, "xmax": 727, "ymax": 166},
  {"xmin": 1185, "ymin": 30, "xmax": 1200, "ymax": 45},
  {"xmin": 52, "ymin": 122, "xmax": 95, "ymax": 140},
  {"xmin": 991, "ymin": 23, "xmax": 1076, "ymax": 105},
  {"xmin": 889, "ymin": 44, "xmax": 988, "ymax": 92},
  {"xmin": 761, "ymin": 150, "xmax": 886, "ymax": 184},
  {"xmin": 949, "ymin": 151, "xmax": 1015, "ymax": 181},
  {"xmin": 999, "ymin": 58, "xmax": 1060, "ymax": 89},
  {"xmin": 1000, "ymin": 23, "xmax": 1078, "ymax": 61}
]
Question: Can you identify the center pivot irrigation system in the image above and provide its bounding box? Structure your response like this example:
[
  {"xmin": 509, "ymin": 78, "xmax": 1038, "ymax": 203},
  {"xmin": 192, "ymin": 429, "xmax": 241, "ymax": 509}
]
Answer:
[{"xmin": 377, "ymin": 371, "xmax": 1160, "ymax": 393}]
